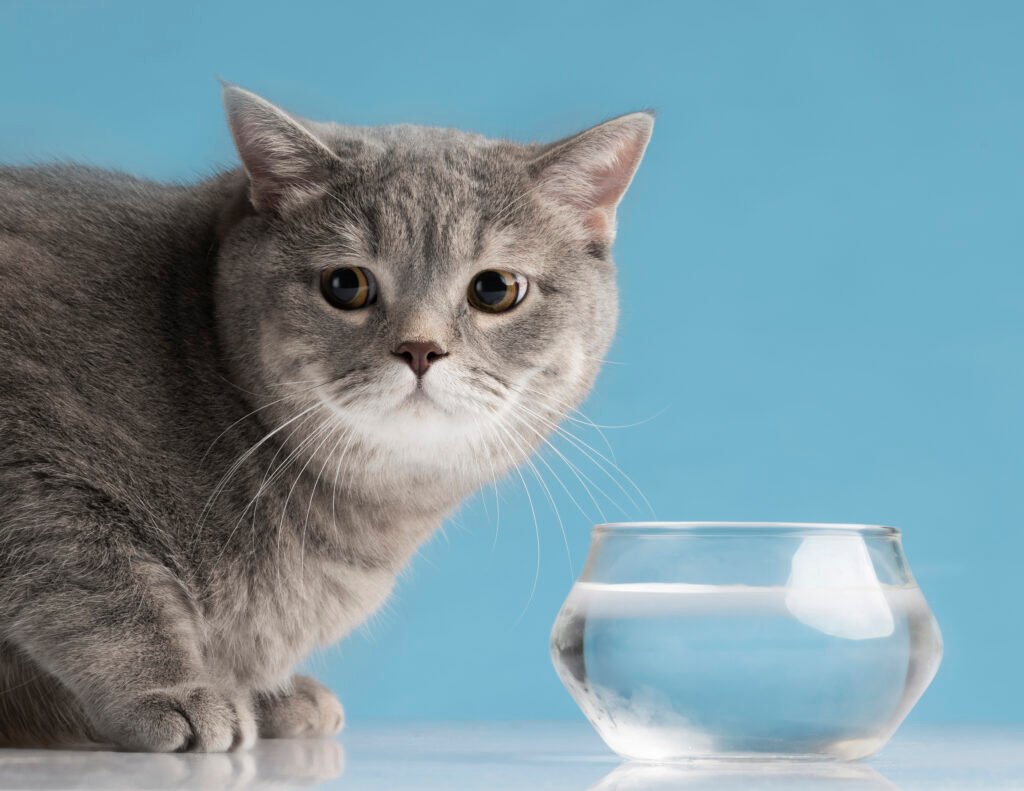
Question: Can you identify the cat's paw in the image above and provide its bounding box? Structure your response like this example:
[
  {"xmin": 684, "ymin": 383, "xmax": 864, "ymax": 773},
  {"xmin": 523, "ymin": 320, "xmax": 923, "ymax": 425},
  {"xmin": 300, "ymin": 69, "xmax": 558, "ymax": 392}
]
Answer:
[
  {"xmin": 93, "ymin": 684, "xmax": 256, "ymax": 752},
  {"xmin": 254, "ymin": 675, "xmax": 344, "ymax": 738}
]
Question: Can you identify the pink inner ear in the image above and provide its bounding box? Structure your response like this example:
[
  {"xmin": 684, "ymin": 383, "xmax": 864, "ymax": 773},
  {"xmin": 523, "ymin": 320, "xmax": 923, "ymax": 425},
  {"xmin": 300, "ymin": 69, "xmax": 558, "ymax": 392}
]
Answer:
[
  {"xmin": 588, "ymin": 136, "xmax": 648, "ymax": 211},
  {"xmin": 537, "ymin": 115, "xmax": 652, "ymax": 244},
  {"xmin": 577, "ymin": 135, "xmax": 649, "ymax": 242}
]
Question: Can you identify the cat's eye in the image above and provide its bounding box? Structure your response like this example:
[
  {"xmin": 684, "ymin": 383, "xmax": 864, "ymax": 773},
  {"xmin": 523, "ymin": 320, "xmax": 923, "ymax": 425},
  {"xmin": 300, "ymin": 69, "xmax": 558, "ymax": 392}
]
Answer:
[
  {"xmin": 467, "ymin": 269, "xmax": 528, "ymax": 313},
  {"xmin": 320, "ymin": 266, "xmax": 378, "ymax": 310}
]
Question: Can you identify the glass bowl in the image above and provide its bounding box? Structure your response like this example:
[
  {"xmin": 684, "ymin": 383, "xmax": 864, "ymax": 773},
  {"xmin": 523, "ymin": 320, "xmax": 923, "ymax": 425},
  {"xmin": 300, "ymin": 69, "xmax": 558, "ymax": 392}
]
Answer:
[{"xmin": 550, "ymin": 522, "xmax": 943, "ymax": 762}]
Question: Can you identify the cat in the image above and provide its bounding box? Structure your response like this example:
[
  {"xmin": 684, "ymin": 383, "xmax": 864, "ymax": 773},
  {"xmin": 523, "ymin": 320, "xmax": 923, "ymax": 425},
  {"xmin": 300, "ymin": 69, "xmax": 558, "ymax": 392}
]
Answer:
[{"xmin": 0, "ymin": 84, "xmax": 652, "ymax": 752}]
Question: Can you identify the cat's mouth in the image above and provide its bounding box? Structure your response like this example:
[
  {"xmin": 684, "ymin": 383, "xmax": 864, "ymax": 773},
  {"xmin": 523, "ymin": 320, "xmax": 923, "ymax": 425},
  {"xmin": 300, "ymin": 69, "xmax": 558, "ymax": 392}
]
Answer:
[
  {"xmin": 401, "ymin": 385, "xmax": 440, "ymax": 410},
  {"xmin": 396, "ymin": 380, "xmax": 469, "ymax": 420}
]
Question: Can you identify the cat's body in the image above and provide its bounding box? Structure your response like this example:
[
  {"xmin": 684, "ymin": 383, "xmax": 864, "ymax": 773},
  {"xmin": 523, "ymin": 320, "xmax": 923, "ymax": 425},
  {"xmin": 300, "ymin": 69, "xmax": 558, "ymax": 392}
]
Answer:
[{"xmin": 0, "ymin": 88, "xmax": 651, "ymax": 751}]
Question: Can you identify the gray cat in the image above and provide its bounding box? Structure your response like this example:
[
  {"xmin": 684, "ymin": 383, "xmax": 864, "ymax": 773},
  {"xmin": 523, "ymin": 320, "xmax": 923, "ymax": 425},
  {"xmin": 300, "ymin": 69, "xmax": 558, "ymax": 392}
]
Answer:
[{"xmin": 0, "ymin": 85, "xmax": 652, "ymax": 751}]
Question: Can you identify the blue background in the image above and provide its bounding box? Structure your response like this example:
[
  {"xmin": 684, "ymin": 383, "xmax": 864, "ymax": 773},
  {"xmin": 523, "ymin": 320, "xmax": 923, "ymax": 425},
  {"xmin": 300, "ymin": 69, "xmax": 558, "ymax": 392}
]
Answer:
[{"xmin": 2, "ymin": 1, "xmax": 1021, "ymax": 725}]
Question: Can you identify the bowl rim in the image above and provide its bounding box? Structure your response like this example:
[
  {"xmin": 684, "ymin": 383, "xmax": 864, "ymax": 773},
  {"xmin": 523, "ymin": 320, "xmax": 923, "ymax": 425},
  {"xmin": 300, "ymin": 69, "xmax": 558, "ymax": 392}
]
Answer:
[{"xmin": 594, "ymin": 521, "xmax": 900, "ymax": 536}]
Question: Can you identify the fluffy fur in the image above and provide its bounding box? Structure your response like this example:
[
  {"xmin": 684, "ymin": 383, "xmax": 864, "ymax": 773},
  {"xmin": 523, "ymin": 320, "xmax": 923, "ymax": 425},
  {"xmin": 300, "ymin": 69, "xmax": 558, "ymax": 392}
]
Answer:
[{"xmin": 0, "ymin": 86, "xmax": 651, "ymax": 751}]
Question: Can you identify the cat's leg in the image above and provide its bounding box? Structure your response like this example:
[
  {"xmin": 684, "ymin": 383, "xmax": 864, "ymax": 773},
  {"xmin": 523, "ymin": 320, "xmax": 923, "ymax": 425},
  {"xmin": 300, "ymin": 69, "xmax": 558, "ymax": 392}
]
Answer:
[
  {"xmin": 0, "ymin": 642, "xmax": 93, "ymax": 747},
  {"xmin": 1, "ymin": 540, "xmax": 255, "ymax": 752},
  {"xmin": 254, "ymin": 675, "xmax": 344, "ymax": 738}
]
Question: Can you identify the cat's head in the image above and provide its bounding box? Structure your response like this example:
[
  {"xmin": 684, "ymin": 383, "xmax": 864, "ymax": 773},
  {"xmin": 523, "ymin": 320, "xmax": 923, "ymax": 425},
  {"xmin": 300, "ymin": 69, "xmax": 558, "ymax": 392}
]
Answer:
[{"xmin": 215, "ymin": 86, "xmax": 652, "ymax": 496}]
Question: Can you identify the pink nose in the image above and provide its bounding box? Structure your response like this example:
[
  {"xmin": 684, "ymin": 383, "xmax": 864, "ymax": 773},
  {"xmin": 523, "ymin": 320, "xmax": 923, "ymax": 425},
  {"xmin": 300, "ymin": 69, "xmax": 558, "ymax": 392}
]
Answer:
[{"xmin": 393, "ymin": 340, "xmax": 447, "ymax": 378}]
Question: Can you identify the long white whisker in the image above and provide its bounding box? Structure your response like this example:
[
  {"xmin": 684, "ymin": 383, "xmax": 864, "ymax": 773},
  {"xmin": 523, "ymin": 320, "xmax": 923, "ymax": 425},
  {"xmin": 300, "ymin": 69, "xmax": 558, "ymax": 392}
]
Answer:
[
  {"xmin": 200, "ymin": 377, "xmax": 339, "ymax": 466},
  {"xmin": 506, "ymin": 403, "xmax": 627, "ymax": 517},
  {"xmin": 486, "ymin": 417, "xmax": 541, "ymax": 621},
  {"xmin": 470, "ymin": 412, "xmax": 503, "ymax": 550},
  {"xmin": 515, "ymin": 378, "xmax": 667, "ymax": 435},
  {"xmin": 191, "ymin": 401, "xmax": 321, "ymax": 549},
  {"xmin": 196, "ymin": 408, "xmax": 329, "ymax": 584},
  {"xmin": 330, "ymin": 425, "xmax": 361, "ymax": 536},
  {"xmin": 276, "ymin": 418, "xmax": 338, "ymax": 578},
  {"xmin": 512, "ymin": 398, "xmax": 655, "ymax": 517},
  {"xmin": 503, "ymin": 407, "xmax": 611, "ymax": 522},
  {"xmin": 299, "ymin": 422, "xmax": 350, "ymax": 579},
  {"xmin": 247, "ymin": 407, "xmax": 322, "ymax": 560},
  {"xmin": 509, "ymin": 382, "xmax": 619, "ymax": 460},
  {"xmin": 493, "ymin": 415, "xmax": 574, "ymax": 580},
  {"xmin": 246, "ymin": 408, "xmax": 325, "ymax": 518},
  {"xmin": 259, "ymin": 418, "xmax": 334, "ymax": 586}
]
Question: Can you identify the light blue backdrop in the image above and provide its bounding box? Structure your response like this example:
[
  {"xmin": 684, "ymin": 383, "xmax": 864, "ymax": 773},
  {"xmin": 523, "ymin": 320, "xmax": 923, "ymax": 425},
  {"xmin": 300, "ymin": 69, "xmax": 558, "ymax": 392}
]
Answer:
[{"xmin": 2, "ymin": 1, "xmax": 1020, "ymax": 725}]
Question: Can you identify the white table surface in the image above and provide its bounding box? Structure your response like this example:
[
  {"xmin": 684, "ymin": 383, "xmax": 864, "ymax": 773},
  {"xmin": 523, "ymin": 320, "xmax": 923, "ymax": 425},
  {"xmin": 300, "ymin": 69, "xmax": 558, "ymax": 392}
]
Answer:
[{"xmin": 0, "ymin": 723, "xmax": 1020, "ymax": 790}]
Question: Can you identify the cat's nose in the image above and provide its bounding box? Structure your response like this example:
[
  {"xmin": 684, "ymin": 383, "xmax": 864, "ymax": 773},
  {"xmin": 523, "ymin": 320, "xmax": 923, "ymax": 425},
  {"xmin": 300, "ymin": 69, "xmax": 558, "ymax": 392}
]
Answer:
[{"xmin": 393, "ymin": 340, "xmax": 447, "ymax": 378}]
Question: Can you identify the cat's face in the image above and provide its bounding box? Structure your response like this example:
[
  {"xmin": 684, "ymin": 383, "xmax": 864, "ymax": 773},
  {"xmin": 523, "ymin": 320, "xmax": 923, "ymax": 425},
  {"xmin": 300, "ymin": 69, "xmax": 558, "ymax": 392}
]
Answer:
[{"xmin": 215, "ymin": 87, "xmax": 651, "ymax": 493}]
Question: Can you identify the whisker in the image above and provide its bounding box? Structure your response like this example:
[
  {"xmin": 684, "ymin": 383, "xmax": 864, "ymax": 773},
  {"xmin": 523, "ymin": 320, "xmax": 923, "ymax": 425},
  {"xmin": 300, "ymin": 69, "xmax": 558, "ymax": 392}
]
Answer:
[
  {"xmin": 469, "ymin": 412, "xmax": 503, "ymax": 550},
  {"xmin": 509, "ymin": 382, "xmax": 620, "ymax": 461},
  {"xmin": 213, "ymin": 371, "xmax": 337, "ymax": 399},
  {"xmin": 330, "ymin": 425, "xmax": 361, "ymax": 538},
  {"xmin": 502, "ymin": 407, "xmax": 613, "ymax": 522},
  {"xmin": 486, "ymin": 417, "xmax": 541, "ymax": 621},
  {"xmin": 514, "ymin": 379, "xmax": 667, "ymax": 431},
  {"xmin": 197, "ymin": 408, "xmax": 329, "ymax": 584},
  {"xmin": 299, "ymin": 422, "xmax": 350, "ymax": 579},
  {"xmin": 493, "ymin": 415, "xmax": 574, "ymax": 580},
  {"xmin": 275, "ymin": 417, "xmax": 339, "ymax": 583},
  {"xmin": 199, "ymin": 378, "xmax": 337, "ymax": 468},
  {"xmin": 191, "ymin": 401, "xmax": 322, "ymax": 549},
  {"xmin": 511, "ymin": 398, "xmax": 655, "ymax": 517},
  {"xmin": 246, "ymin": 407, "xmax": 321, "ymax": 561},
  {"xmin": 255, "ymin": 415, "xmax": 337, "ymax": 590},
  {"xmin": 579, "ymin": 353, "xmax": 628, "ymax": 366}
]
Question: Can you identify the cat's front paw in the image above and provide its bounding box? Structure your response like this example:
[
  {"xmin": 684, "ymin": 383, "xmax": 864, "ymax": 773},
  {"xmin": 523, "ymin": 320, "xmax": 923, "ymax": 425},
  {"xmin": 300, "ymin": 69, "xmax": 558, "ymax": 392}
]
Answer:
[
  {"xmin": 93, "ymin": 684, "xmax": 256, "ymax": 752},
  {"xmin": 254, "ymin": 675, "xmax": 344, "ymax": 738}
]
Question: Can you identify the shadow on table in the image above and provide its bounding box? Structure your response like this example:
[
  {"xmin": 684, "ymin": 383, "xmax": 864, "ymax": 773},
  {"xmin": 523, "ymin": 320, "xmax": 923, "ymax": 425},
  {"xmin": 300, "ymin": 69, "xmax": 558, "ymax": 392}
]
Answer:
[
  {"xmin": 0, "ymin": 737, "xmax": 343, "ymax": 790},
  {"xmin": 589, "ymin": 759, "xmax": 902, "ymax": 791}
]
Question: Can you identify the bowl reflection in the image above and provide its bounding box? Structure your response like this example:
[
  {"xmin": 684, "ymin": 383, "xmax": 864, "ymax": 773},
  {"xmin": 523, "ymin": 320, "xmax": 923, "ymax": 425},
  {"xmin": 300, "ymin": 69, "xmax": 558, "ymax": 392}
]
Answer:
[{"xmin": 588, "ymin": 759, "xmax": 902, "ymax": 791}]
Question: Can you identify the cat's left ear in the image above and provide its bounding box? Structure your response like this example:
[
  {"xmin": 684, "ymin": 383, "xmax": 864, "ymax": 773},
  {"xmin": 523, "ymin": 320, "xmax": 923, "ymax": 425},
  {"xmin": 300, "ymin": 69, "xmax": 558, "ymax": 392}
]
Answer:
[
  {"xmin": 531, "ymin": 112, "xmax": 654, "ymax": 249},
  {"xmin": 222, "ymin": 84, "xmax": 340, "ymax": 215}
]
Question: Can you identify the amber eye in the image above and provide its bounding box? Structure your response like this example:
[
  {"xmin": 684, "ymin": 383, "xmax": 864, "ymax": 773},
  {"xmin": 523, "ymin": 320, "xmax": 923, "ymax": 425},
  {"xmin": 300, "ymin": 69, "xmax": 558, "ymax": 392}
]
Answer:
[
  {"xmin": 468, "ymin": 269, "xmax": 528, "ymax": 313},
  {"xmin": 320, "ymin": 267, "xmax": 378, "ymax": 310}
]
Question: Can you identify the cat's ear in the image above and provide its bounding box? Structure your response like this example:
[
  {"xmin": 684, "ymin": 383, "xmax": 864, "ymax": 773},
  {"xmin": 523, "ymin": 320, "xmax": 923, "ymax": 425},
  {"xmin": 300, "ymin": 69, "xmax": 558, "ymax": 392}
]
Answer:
[
  {"xmin": 222, "ymin": 84, "xmax": 339, "ymax": 215},
  {"xmin": 531, "ymin": 112, "xmax": 654, "ymax": 248}
]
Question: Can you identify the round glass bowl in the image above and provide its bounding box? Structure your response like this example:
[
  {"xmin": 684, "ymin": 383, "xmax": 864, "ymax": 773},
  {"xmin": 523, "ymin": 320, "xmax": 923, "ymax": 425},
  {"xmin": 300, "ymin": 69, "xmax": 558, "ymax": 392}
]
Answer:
[{"xmin": 550, "ymin": 522, "xmax": 943, "ymax": 762}]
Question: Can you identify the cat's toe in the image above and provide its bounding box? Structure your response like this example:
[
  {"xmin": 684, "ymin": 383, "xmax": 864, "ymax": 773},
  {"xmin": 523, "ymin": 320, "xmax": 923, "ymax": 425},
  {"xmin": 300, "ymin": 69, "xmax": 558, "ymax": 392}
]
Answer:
[
  {"xmin": 255, "ymin": 675, "xmax": 344, "ymax": 738},
  {"xmin": 96, "ymin": 684, "xmax": 256, "ymax": 752}
]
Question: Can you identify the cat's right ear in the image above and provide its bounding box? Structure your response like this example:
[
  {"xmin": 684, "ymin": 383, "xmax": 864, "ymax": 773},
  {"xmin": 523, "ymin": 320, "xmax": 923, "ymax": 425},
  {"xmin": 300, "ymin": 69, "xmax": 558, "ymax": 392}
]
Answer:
[{"xmin": 222, "ymin": 84, "xmax": 339, "ymax": 216}]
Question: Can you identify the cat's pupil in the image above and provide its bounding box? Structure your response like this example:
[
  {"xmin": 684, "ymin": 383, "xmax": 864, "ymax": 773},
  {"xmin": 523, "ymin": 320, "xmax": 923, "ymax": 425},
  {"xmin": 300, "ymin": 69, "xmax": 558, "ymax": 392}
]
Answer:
[
  {"xmin": 474, "ymin": 271, "xmax": 512, "ymax": 305},
  {"xmin": 330, "ymin": 269, "xmax": 360, "ymax": 302},
  {"xmin": 321, "ymin": 266, "xmax": 376, "ymax": 310},
  {"xmin": 468, "ymin": 269, "xmax": 527, "ymax": 313}
]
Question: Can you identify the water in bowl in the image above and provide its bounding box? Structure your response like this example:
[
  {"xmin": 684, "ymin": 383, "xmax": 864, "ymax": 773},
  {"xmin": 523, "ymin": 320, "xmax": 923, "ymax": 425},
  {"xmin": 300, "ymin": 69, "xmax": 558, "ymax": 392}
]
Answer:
[{"xmin": 551, "ymin": 581, "xmax": 942, "ymax": 761}]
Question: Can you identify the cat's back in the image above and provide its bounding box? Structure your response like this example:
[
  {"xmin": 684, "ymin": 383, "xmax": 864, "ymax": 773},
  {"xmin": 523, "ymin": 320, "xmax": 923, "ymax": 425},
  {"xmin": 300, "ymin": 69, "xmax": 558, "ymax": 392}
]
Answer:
[
  {"xmin": 0, "ymin": 165, "xmax": 222, "ymax": 469},
  {"xmin": 0, "ymin": 164, "xmax": 188, "ymax": 282},
  {"xmin": 0, "ymin": 165, "xmax": 192, "ymax": 379}
]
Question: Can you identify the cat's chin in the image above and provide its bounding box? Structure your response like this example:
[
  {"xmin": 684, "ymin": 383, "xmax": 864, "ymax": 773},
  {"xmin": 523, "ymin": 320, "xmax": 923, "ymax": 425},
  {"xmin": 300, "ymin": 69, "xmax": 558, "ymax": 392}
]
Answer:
[{"xmin": 366, "ymin": 401, "xmax": 486, "ymax": 470}]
